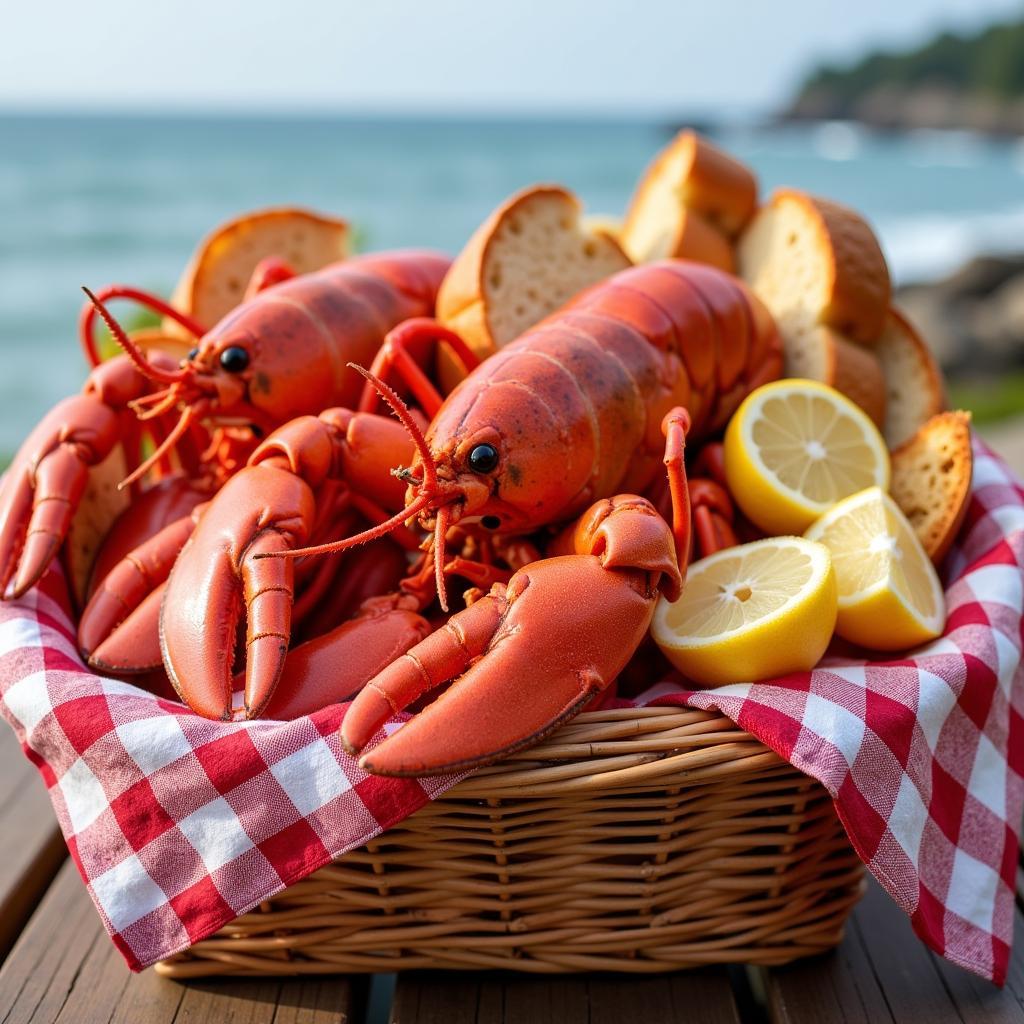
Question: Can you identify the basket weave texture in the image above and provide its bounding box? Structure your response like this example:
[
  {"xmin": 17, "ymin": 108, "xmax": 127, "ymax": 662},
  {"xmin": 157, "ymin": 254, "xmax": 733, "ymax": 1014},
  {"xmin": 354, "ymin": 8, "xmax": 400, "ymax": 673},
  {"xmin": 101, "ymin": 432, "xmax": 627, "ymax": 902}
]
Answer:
[{"xmin": 156, "ymin": 706, "xmax": 864, "ymax": 977}]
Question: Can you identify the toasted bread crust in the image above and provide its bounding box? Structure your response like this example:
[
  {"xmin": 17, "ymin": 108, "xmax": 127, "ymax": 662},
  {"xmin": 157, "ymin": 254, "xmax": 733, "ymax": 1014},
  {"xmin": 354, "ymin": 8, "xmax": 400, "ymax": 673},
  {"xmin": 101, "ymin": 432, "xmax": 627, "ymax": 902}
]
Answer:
[
  {"xmin": 623, "ymin": 131, "xmax": 757, "ymax": 242},
  {"xmin": 891, "ymin": 411, "xmax": 973, "ymax": 563},
  {"xmin": 667, "ymin": 211, "xmax": 735, "ymax": 272},
  {"xmin": 620, "ymin": 132, "xmax": 756, "ymax": 272},
  {"xmin": 165, "ymin": 207, "xmax": 350, "ymax": 337},
  {"xmin": 738, "ymin": 189, "xmax": 892, "ymax": 346},
  {"xmin": 821, "ymin": 329, "xmax": 887, "ymax": 428},
  {"xmin": 878, "ymin": 308, "xmax": 946, "ymax": 449},
  {"xmin": 435, "ymin": 184, "xmax": 631, "ymax": 365}
]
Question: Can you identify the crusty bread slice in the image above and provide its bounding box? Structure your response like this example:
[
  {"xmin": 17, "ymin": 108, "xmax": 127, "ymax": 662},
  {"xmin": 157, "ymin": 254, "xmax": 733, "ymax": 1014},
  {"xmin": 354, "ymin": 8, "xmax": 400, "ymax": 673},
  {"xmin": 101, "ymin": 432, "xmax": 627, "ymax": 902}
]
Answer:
[
  {"xmin": 890, "ymin": 411, "xmax": 973, "ymax": 563},
  {"xmin": 620, "ymin": 131, "xmax": 755, "ymax": 270},
  {"xmin": 164, "ymin": 207, "xmax": 350, "ymax": 337},
  {"xmin": 737, "ymin": 188, "xmax": 891, "ymax": 346},
  {"xmin": 784, "ymin": 325, "xmax": 887, "ymax": 428},
  {"xmin": 64, "ymin": 447, "xmax": 130, "ymax": 611},
  {"xmin": 876, "ymin": 308, "xmax": 946, "ymax": 449},
  {"xmin": 436, "ymin": 185, "xmax": 631, "ymax": 365}
]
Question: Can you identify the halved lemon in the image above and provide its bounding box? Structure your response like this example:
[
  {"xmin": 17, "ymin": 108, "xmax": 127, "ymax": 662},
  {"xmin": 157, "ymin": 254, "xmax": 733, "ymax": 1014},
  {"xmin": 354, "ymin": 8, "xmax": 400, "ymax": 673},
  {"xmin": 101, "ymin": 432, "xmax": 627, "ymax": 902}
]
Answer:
[
  {"xmin": 651, "ymin": 537, "xmax": 837, "ymax": 687},
  {"xmin": 804, "ymin": 486, "xmax": 945, "ymax": 651},
  {"xmin": 724, "ymin": 379, "xmax": 890, "ymax": 536}
]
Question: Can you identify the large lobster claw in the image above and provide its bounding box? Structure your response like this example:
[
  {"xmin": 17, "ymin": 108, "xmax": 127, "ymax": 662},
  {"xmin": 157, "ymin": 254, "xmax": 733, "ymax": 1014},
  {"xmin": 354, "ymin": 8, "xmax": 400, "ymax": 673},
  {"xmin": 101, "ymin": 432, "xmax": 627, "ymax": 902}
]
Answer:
[
  {"xmin": 0, "ymin": 394, "xmax": 121, "ymax": 600},
  {"xmin": 256, "ymin": 606, "xmax": 432, "ymax": 720},
  {"xmin": 160, "ymin": 408, "xmax": 417, "ymax": 720},
  {"xmin": 160, "ymin": 464, "xmax": 316, "ymax": 720},
  {"xmin": 342, "ymin": 495, "xmax": 682, "ymax": 776}
]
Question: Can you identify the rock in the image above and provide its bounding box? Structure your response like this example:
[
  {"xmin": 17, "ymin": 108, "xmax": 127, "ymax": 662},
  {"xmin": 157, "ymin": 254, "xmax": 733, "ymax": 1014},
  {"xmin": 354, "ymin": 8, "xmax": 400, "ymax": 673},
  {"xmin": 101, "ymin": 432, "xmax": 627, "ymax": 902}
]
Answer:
[
  {"xmin": 895, "ymin": 256, "xmax": 1024, "ymax": 374},
  {"xmin": 967, "ymin": 276, "xmax": 1024, "ymax": 366},
  {"xmin": 895, "ymin": 286, "xmax": 965, "ymax": 368},
  {"xmin": 936, "ymin": 255, "xmax": 1024, "ymax": 300}
]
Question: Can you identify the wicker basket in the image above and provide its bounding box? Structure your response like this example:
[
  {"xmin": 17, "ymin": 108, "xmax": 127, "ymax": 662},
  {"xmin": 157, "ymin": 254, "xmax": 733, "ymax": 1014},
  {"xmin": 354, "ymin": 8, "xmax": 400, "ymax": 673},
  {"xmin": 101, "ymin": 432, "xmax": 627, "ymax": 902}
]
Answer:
[{"xmin": 155, "ymin": 706, "xmax": 865, "ymax": 977}]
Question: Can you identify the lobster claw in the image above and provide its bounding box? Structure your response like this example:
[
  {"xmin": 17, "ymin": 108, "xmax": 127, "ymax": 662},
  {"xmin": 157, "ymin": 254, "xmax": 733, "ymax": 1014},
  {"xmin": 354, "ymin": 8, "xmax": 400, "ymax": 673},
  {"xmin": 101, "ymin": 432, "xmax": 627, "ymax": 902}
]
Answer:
[
  {"xmin": 0, "ymin": 394, "xmax": 120, "ymax": 599},
  {"xmin": 343, "ymin": 496, "xmax": 681, "ymax": 776},
  {"xmin": 80, "ymin": 508, "xmax": 203, "ymax": 674},
  {"xmin": 255, "ymin": 606, "xmax": 432, "ymax": 720},
  {"xmin": 160, "ymin": 465, "xmax": 316, "ymax": 720}
]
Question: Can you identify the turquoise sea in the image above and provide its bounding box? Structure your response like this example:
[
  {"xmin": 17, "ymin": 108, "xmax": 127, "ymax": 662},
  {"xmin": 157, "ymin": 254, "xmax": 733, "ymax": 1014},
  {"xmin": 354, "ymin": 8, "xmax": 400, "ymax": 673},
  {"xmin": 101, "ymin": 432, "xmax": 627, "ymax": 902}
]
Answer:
[{"xmin": 2, "ymin": 113, "xmax": 1023, "ymax": 452}]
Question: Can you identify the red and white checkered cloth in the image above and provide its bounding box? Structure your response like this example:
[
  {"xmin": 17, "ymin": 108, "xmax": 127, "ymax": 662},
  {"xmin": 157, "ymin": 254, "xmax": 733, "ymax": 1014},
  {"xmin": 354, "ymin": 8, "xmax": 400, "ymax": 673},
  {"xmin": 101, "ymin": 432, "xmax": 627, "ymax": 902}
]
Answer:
[{"xmin": 0, "ymin": 438, "xmax": 1021, "ymax": 981}]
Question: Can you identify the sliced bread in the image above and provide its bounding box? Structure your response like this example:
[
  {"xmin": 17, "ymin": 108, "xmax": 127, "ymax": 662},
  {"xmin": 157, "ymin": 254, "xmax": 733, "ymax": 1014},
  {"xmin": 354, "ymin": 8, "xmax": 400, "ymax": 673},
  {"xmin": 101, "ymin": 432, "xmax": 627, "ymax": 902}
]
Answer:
[
  {"xmin": 436, "ymin": 185, "xmax": 631, "ymax": 366},
  {"xmin": 737, "ymin": 188, "xmax": 892, "ymax": 346},
  {"xmin": 620, "ymin": 131, "xmax": 756, "ymax": 270},
  {"xmin": 876, "ymin": 308, "xmax": 946, "ymax": 449},
  {"xmin": 783, "ymin": 325, "xmax": 887, "ymax": 429},
  {"xmin": 164, "ymin": 207, "xmax": 350, "ymax": 337},
  {"xmin": 890, "ymin": 410, "xmax": 973, "ymax": 563}
]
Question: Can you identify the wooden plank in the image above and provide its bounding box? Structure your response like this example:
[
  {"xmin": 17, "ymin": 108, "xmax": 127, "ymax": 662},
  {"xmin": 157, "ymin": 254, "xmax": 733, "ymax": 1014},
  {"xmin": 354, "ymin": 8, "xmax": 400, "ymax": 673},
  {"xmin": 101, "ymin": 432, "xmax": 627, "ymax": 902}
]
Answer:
[
  {"xmin": 390, "ymin": 969, "xmax": 742, "ymax": 1024},
  {"xmin": 0, "ymin": 860, "xmax": 364, "ymax": 1023},
  {"xmin": 0, "ymin": 722, "xmax": 66, "ymax": 962},
  {"xmin": 765, "ymin": 877, "xmax": 1024, "ymax": 1023}
]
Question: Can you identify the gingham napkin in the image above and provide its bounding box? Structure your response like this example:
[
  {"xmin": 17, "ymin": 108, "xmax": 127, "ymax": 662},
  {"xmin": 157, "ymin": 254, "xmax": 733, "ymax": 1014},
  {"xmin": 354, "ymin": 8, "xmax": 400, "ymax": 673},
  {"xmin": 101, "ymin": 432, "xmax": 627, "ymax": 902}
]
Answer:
[{"xmin": 0, "ymin": 439, "xmax": 1021, "ymax": 981}]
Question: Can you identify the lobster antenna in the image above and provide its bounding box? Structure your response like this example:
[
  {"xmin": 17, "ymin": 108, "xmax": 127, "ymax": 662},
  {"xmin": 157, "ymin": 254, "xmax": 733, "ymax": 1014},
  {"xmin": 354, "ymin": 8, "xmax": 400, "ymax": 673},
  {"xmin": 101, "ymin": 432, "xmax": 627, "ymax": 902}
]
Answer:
[
  {"xmin": 119, "ymin": 404, "xmax": 198, "ymax": 490},
  {"xmin": 79, "ymin": 284, "xmax": 206, "ymax": 368},
  {"xmin": 256, "ymin": 490, "xmax": 437, "ymax": 561},
  {"xmin": 433, "ymin": 501, "xmax": 451, "ymax": 613},
  {"xmin": 131, "ymin": 383, "xmax": 183, "ymax": 422},
  {"xmin": 347, "ymin": 363, "xmax": 439, "ymax": 491},
  {"xmin": 81, "ymin": 288, "xmax": 191, "ymax": 385}
]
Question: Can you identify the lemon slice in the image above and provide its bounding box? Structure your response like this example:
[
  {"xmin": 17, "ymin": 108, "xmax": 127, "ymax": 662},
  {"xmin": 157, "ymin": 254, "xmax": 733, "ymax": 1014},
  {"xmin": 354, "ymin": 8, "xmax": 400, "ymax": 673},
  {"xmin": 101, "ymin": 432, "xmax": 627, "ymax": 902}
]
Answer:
[
  {"xmin": 724, "ymin": 379, "xmax": 890, "ymax": 535},
  {"xmin": 651, "ymin": 537, "xmax": 837, "ymax": 687},
  {"xmin": 804, "ymin": 486, "xmax": 944, "ymax": 651}
]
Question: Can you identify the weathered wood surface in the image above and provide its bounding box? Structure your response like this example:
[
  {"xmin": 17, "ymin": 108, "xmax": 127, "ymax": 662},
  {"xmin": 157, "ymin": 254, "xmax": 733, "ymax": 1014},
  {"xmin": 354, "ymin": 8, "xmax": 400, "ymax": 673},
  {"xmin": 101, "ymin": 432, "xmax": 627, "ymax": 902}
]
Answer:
[
  {"xmin": 0, "ymin": 861, "xmax": 364, "ymax": 1024},
  {"xmin": 390, "ymin": 967, "xmax": 745, "ymax": 1024},
  {"xmin": 0, "ymin": 724, "xmax": 65, "ymax": 961},
  {"xmin": 1, "ymin": 709, "xmax": 1021, "ymax": 1022},
  {"xmin": 765, "ymin": 878, "xmax": 1024, "ymax": 1023}
]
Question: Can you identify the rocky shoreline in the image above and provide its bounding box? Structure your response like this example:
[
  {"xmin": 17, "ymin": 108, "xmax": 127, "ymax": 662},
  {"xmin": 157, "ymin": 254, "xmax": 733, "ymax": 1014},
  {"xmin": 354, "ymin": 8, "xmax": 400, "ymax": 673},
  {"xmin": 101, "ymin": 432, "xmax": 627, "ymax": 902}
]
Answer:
[
  {"xmin": 784, "ymin": 90, "xmax": 1024, "ymax": 138},
  {"xmin": 897, "ymin": 252, "xmax": 1024, "ymax": 375}
]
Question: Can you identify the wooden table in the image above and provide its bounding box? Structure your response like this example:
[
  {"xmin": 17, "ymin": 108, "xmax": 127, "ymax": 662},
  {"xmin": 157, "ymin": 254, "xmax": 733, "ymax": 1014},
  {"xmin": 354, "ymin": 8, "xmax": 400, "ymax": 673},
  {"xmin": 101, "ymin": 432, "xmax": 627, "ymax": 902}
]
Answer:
[{"xmin": 1, "ymin": 727, "xmax": 1022, "ymax": 1023}]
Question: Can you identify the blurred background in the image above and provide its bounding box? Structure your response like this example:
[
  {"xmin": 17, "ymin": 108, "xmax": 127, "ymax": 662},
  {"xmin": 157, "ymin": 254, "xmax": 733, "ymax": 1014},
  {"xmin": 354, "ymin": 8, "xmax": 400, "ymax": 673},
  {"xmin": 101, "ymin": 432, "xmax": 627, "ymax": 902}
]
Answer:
[{"xmin": 2, "ymin": 0, "xmax": 1024, "ymax": 460}]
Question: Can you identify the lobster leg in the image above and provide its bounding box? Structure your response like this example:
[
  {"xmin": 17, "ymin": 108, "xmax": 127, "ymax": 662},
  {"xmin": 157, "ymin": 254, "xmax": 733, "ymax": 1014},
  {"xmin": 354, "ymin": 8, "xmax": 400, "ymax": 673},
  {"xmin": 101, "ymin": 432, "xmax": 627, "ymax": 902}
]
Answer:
[
  {"xmin": 243, "ymin": 256, "xmax": 297, "ymax": 301},
  {"xmin": 160, "ymin": 409, "xmax": 417, "ymax": 720},
  {"xmin": 1, "ymin": 402, "xmax": 118, "ymax": 599},
  {"xmin": 343, "ymin": 494, "xmax": 684, "ymax": 776},
  {"xmin": 690, "ymin": 480, "xmax": 738, "ymax": 558},
  {"xmin": 0, "ymin": 352, "xmax": 191, "ymax": 600},
  {"xmin": 358, "ymin": 318, "xmax": 482, "ymax": 419},
  {"xmin": 80, "ymin": 508, "xmax": 204, "ymax": 672},
  {"xmin": 260, "ymin": 606, "xmax": 433, "ymax": 720}
]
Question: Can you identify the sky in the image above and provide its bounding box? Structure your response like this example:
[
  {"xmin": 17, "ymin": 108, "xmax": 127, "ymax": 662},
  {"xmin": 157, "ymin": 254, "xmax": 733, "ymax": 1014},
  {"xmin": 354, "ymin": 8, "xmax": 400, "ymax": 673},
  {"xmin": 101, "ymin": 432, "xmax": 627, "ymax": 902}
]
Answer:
[{"xmin": 1, "ymin": 0, "xmax": 1022, "ymax": 116}]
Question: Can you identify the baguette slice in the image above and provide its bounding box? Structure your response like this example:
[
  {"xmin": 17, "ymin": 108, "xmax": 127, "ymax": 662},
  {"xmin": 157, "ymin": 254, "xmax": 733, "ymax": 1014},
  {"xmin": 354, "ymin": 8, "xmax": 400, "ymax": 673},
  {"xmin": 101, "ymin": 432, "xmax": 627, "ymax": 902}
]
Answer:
[
  {"xmin": 890, "ymin": 411, "xmax": 973, "ymax": 563},
  {"xmin": 164, "ymin": 207, "xmax": 350, "ymax": 337},
  {"xmin": 623, "ymin": 131, "xmax": 757, "ymax": 244},
  {"xmin": 436, "ymin": 185, "xmax": 631, "ymax": 367},
  {"xmin": 784, "ymin": 325, "xmax": 886, "ymax": 428},
  {"xmin": 876, "ymin": 308, "xmax": 946, "ymax": 449},
  {"xmin": 738, "ymin": 188, "xmax": 892, "ymax": 345}
]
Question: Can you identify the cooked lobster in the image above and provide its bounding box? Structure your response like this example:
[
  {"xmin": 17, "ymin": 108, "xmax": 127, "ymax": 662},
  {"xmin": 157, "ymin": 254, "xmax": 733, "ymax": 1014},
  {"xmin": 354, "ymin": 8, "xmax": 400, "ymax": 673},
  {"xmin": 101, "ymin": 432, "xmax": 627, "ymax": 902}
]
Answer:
[
  {"xmin": 0, "ymin": 250, "xmax": 453, "ymax": 676},
  {"xmin": 162, "ymin": 259, "xmax": 782, "ymax": 773}
]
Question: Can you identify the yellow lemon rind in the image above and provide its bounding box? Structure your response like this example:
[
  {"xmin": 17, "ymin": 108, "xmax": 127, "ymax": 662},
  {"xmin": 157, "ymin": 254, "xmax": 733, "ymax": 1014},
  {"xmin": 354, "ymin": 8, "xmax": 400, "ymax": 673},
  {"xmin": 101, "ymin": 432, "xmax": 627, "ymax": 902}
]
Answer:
[
  {"xmin": 724, "ymin": 378, "xmax": 890, "ymax": 536},
  {"xmin": 652, "ymin": 537, "xmax": 838, "ymax": 688}
]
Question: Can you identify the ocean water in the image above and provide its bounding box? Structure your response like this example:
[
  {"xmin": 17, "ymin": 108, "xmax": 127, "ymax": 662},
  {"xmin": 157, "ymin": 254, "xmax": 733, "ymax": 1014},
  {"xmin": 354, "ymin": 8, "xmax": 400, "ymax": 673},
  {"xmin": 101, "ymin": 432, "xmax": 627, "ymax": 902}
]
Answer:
[{"xmin": 2, "ymin": 113, "xmax": 1023, "ymax": 453}]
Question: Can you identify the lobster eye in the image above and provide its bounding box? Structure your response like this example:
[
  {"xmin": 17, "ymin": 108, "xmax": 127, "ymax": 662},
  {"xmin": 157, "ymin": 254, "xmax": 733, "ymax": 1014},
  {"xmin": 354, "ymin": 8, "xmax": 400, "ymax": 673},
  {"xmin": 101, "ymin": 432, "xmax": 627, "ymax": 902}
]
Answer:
[
  {"xmin": 468, "ymin": 443, "xmax": 499, "ymax": 474},
  {"xmin": 186, "ymin": 347, "xmax": 199, "ymax": 362},
  {"xmin": 219, "ymin": 346, "xmax": 250, "ymax": 373}
]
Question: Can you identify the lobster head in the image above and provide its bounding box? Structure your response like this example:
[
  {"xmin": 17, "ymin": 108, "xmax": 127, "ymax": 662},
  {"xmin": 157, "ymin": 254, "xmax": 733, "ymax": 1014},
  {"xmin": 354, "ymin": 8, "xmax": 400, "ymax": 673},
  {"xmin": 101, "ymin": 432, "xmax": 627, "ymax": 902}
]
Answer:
[
  {"xmin": 293, "ymin": 361, "xmax": 598, "ymax": 612},
  {"xmin": 411, "ymin": 369, "xmax": 595, "ymax": 537}
]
